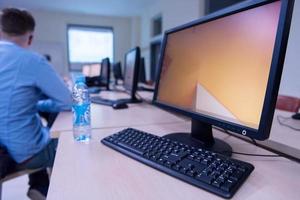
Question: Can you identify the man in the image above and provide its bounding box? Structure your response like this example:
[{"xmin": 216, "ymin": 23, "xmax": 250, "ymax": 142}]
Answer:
[{"xmin": 0, "ymin": 8, "xmax": 72, "ymax": 199}]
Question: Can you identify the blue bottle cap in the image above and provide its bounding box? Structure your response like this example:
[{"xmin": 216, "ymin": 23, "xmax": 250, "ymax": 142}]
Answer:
[{"xmin": 75, "ymin": 75, "xmax": 86, "ymax": 84}]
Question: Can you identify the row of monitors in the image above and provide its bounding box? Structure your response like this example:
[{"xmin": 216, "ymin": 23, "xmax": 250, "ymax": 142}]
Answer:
[
  {"xmin": 82, "ymin": 51, "xmax": 146, "ymax": 90},
  {"xmin": 83, "ymin": 47, "xmax": 146, "ymax": 100}
]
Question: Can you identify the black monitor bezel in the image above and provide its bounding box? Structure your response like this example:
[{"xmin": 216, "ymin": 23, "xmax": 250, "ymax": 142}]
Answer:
[
  {"xmin": 101, "ymin": 57, "xmax": 111, "ymax": 90},
  {"xmin": 153, "ymin": 0, "xmax": 294, "ymax": 140},
  {"xmin": 123, "ymin": 47, "xmax": 141, "ymax": 99},
  {"xmin": 113, "ymin": 62, "xmax": 123, "ymax": 80},
  {"xmin": 139, "ymin": 57, "xmax": 147, "ymax": 83}
]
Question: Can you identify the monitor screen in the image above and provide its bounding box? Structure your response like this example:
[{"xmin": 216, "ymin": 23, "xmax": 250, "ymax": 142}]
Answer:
[
  {"xmin": 123, "ymin": 47, "xmax": 140, "ymax": 96},
  {"xmin": 113, "ymin": 62, "xmax": 123, "ymax": 80},
  {"xmin": 154, "ymin": 0, "xmax": 293, "ymax": 140},
  {"xmin": 82, "ymin": 63, "xmax": 101, "ymax": 77},
  {"xmin": 139, "ymin": 57, "xmax": 146, "ymax": 83},
  {"xmin": 101, "ymin": 59, "xmax": 109, "ymax": 80},
  {"xmin": 100, "ymin": 58, "xmax": 110, "ymax": 90}
]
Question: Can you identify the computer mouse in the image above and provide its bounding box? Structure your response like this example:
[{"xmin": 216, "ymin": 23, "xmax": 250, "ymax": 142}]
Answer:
[
  {"xmin": 292, "ymin": 113, "xmax": 300, "ymax": 120},
  {"xmin": 112, "ymin": 102, "xmax": 128, "ymax": 109}
]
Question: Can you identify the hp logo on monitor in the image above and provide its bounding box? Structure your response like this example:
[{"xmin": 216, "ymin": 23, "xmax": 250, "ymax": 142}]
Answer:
[{"xmin": 242, "ymin": 130, "xmax": 247, "ymax": 135}]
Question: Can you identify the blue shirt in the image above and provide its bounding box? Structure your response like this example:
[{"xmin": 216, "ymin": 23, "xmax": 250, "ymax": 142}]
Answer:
[{"xmin": 0, "ymin": 41, "xmax": 72, "ymax": 163}]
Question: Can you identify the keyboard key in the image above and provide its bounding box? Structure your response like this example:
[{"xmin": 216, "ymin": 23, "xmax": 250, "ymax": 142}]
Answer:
[
  {"xmin": 209, "ymin": 171, "xmax": 218, "ymax": 179},
  {"xmin": 196, "ymin": 174, "xmax": 214, "ymax": 184},
  {"xmin": 180, "ymin": 167, "xmax": 188, "ymax": 174},
  {"xmin": 212, "ymin": 178, "xmax": 225, "ymax": 188},
  {"xmin": 238, "ymin": 166, "xmax": 247, "ymax": 172},
  {"xmin": 118, "ymin": 142, "xmax": 145, "ymax": 155},
  {"xmin": 165, "ymin": 154, "xmax": 181, "ymax": 164},
  {"xmin": 230, "ymin": 170, "xmax": 244, "ymax": 181},
  {"xmin": 173, "ymin": 164, "xmax": 181, "ymax": 171},
  {"xmin": 201, "ymin": 159, "xmax": 209, "ymax": 165},
  {"xmin": 187, "ymin": 170, "xmax": 195, "ymax": 177},
  {"xmin": 221, "ymin": 179, "xmax": 236, "ymax": 192},
  {"xmin": 165, "ymin": 161, "xmax": 173, "ymax": 168},
  {"xmin": 178, "ymin": 159, "xmax": 206, "ymax": 173}
]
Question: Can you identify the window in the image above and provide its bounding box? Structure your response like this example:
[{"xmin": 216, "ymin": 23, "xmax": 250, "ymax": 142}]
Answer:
[
  {"xmin": 151, "ymin": 15, "xmax": 162, "ymax": 37},
  {"xmin": 67, "ymin": 25, "xmax": 113, "ymax": 70}
]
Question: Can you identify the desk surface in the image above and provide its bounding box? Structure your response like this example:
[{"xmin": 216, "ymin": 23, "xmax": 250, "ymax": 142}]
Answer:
[
  {"xmin": 48, "ymin": 122, "xmax": 300, "ymax": 200},
  {"xmin": 270, "ymin": 110, "xmax": 300, "ymax": 150},
  {"xmin": 51, "ymin": 91, "xmax": 186, "ymax": 135}
]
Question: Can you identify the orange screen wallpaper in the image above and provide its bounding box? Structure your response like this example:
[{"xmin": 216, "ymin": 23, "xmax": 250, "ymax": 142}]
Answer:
[{"xmin": 157, "ymin": 1, "xmax": 281, "ymax": 129}]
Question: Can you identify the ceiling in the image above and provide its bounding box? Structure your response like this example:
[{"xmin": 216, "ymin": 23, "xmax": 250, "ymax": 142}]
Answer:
[{"xmin": 0, "ymin": 0, "xmax": 157, "ymax": 17}]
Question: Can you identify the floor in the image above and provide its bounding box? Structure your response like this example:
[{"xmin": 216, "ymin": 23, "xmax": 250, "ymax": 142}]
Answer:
[{"xmin": 2, "ymin": 175, "xmax": 30, "ymax": 200}]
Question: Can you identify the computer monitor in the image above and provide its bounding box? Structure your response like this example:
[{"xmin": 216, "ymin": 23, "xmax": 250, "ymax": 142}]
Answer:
[
  {"xmin": 153, "ymin": 0, "xmax": 294, "ymax": 155},
  {"xmin": 137, "ymin": 57, "xmax": 155, "ymax": 92},
  {"xmin": 113, "ymin": 62, "xmax": 123, "ymax": 85},
  {"xmin": 84, "ymin": 59, "xmax": 109, "ymax": 90},
  {"xmin": 123, "ymin": 47, "xmax": 141, "ymax": 103},
  {"xmin": 139, "ymin": 57, "xmax": 146, "ymax": 84},
  {"xmin": 90, "ymin": 63, "xmax": 101, "ymax": 77},
  {"xmin": 82, "ymin": 63, "xmax": 101, "ymax": 77},
  {"xmin": 101, "ymin": 58, "xmax": 111, "ymax": 90}
]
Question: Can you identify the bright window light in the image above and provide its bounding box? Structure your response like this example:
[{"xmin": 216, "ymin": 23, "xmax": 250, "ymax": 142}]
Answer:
[{"xmin": 67, "ymin": 26, "xmax": 113, "ymax": 64}]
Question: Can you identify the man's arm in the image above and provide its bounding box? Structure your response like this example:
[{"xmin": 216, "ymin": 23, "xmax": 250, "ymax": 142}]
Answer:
[{"xmin": 35, "ymin": 57, "xmax": 72, "ymax": 113}]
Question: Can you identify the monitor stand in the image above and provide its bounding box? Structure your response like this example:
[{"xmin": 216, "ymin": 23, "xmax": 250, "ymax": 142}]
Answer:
[
  {"xmin": 163, "ymin": 119, "xmax": 232, "ymax": 157},
  {"xmin": 117, "ymin": 95, "xmax": 142, "ymax": 104},
  {"xmin": 91, "ymin": 92, "xmax": 142, "ymax": 107},
  {"xmin": 292, "ymin": 113, "xmax": 300, "ymax": 120}
]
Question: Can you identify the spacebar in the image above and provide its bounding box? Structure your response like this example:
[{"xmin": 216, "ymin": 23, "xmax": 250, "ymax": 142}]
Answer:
[{"xmin": 118, "ymin": 142, "xmax": 145, "ymax": 155}]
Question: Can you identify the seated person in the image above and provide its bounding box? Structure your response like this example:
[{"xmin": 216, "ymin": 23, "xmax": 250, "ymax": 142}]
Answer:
[{"xmin": 0, "ymin": 8, "xmax": 72, "ymax": 199}]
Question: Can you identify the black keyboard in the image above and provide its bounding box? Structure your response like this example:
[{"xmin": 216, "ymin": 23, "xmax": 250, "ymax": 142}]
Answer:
[
  {"xmin": 101, "ymin": 128, "xmax": 254, "ymax": 199},
  {"xmin": 91, "ymin": 96, "xmax": 114, "ymax": 106}
]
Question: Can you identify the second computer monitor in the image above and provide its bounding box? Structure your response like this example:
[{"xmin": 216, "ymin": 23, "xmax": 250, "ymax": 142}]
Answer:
[
  {"xmin": 101, "ymin": 58, "xmax": 111, "ymax": 90},
  {"xmin": 123, "ymin": 47, "xmax": 141, "ymax": 102},
  {"xmin": 113, "ymin": 62, "xmax": 123, "ymax": 84},
  {"xmin": 139, "ymin": 57, "xmax": 146, "ymax": 84}
]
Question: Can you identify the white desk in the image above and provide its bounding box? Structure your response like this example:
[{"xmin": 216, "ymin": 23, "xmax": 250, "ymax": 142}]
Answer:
[
  {"xmin": 269, "ymin": 110, "xmax": 300, "ymax": 150},
  {"xmin": 48, "ymin": 122, "xmax": 300, "ymax": 200},
  {"xmin": 51, "ymin": 91, "xmax": 186, "ymax": 136}
]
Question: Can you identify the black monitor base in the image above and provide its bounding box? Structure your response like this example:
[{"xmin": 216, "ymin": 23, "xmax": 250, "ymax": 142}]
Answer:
[
  {"xmin": 292, "ymin": 113, "xmax": 300, "ymax": 120},
  {"xmin": 162, "ymin": 119, "xmax": 232, "ymax": 157},
  {"xmin": 117, "ymin": 97, "xmax": 142, "ymax": 104},
  {"xmin": 138, "ymin": 86, "xmax": 155, "ymax": 92},
  {"xmin": 88, "ymin": 87, "xmax": 102, "ymax": 94}
]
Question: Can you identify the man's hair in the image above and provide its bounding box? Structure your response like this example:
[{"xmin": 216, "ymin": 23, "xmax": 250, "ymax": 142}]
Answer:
[{"xmin": 0, "ymin": 8, "xmax": 35, "ymax": 36}]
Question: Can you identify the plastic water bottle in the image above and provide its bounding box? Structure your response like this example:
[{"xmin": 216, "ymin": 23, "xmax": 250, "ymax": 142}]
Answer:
[{"xmin": 72, "ymin": 76, "xmax": 91, "ymax": 142}]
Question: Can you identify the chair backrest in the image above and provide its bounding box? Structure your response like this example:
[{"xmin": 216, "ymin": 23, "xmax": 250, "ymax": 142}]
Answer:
[{"xmin": 276, "ymin": 95, "xmax": 300, "ymax": 113}]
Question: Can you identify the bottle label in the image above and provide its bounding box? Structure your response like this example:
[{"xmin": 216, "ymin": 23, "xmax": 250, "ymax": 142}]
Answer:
[{"xmin": 72, "ymin": 103, "xmax": 91, "ymax": 126}]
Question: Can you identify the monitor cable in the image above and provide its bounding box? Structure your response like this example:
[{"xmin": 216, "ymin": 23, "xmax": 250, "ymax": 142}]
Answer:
[
  {"xmin": 226, "ymin": 151, "xmax": 282, "ymax": 157},
  {"xmin": 214, "ymin": 127, "xmax": 282, "ymax": 158}
]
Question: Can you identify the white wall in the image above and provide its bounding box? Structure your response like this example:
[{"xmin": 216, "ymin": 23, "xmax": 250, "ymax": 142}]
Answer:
[
  {"xmin": 279, "ymin": 0, "xmax": 300, "ymax": 98},
  {"xmin": 28, "ymin": 10, "xmax": 133, "ymax": 76},
  {"xmin": 130, "ymin": 16, "xmax": 141, "ymax": 49},
  {"xmin": 140, "ymin": 0, "xmax": 205, "ymax": 80}
]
